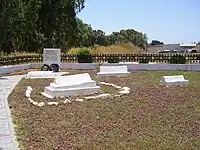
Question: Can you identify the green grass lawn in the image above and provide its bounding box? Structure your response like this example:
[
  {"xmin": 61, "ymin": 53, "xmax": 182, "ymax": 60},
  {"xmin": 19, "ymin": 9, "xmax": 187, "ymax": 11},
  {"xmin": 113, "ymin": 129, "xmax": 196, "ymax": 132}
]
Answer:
[{"xmin": 8, "ymin": 70, "xmax": 200, "ymax": 150}]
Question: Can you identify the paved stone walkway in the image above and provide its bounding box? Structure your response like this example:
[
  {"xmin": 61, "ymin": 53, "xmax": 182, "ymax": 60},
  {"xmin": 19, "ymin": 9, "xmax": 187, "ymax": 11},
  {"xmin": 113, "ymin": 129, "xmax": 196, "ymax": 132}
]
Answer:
[{"xmin": 0, "ymin": 75, "xmax": 23, "ymax": 150}]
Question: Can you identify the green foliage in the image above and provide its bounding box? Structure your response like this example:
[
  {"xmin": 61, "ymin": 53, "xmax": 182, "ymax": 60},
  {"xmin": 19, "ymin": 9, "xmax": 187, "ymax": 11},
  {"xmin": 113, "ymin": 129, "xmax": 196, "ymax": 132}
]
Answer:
[
  {"xmin": 107, "ymin": 57, "xmax": 119, "ymax": 63},
  {"xmin": 151, "ymin": 40, "xmax": 164, "ymax": 46},
  {"xmin": 77, "ymin": 48, "xmax": 91, "ymax": 56},
  {"xmin": 0, "ymin": 0, "xmax": 148, "ymax": 53},
  {"xmin": 169, "ymin": 55, "xmax": 187, "ymax": 64},
  {"xmin": 0, "ymin": 0, "xmax": 85, "ymax": 53},
  {"xmin": 70, "ymin": 18, "xmax": 148, "ymax": 50},
  {"xmin": 76, "ymin": 48, "xmax": 92, "ymax": 63}
]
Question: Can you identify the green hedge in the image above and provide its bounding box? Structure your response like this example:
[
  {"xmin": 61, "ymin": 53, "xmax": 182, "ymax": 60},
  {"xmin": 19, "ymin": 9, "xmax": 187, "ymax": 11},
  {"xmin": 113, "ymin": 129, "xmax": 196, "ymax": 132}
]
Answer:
[
  {"xmin": 76, "ymin": 49, "xmax": 92, "ymax": 63},
  {"xmin": 169, "ymin": 55, "xmax": 186, "ymax": 64},
  {"xmin": 107, "ymin": 57, "xmax": 119, "ymax": 63}
]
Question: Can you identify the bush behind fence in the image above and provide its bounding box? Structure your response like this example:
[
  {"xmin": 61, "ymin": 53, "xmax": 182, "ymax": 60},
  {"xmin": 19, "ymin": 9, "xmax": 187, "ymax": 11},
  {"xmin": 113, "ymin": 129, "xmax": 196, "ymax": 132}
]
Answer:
[{"xmin": 0, "ymin": 54, "xmax": 200, "ymax": 66}]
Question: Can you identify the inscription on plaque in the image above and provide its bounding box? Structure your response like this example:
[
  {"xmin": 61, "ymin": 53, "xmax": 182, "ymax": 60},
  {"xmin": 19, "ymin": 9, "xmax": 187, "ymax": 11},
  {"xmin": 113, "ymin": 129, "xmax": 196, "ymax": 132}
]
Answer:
[{"xmin": 43, "ymin": 48, "xmax": 61, "ymax": 66}]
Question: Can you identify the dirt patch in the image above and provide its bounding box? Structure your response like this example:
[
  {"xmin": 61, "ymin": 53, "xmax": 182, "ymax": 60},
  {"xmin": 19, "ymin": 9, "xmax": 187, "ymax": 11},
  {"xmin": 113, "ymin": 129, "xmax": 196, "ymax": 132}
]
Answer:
[{"xmin": 8, "ymin": 71, "xmax": 200, "ymax": 150}]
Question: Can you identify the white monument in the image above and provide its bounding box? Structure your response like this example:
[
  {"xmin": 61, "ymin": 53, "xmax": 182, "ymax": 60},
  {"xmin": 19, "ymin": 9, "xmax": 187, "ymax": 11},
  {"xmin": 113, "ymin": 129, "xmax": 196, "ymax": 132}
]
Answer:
[
  {"xmin": 160, "ymin": 75, "xmax": 189, "ymax": 86},
  {"xmin": 43, "ymin": 48, "xmax": 61, "ymax": 68},
  {"xmin": 41, "ymin": 73, "xmax": 101, "ymax": 98},
  {"xmin": 25, "ymin": 71, "xmax": 68, "ymax": 79},
  {"xmin": 97, "ymin": 65, "xmax": 130, "ymax": 77},
  {"xmin": 148, "ymin": 62, "xmax": 157, "ymax": 64},
  {"xmin": 119, "ymin": 62, "xmax": 139, "ymax": 64}
]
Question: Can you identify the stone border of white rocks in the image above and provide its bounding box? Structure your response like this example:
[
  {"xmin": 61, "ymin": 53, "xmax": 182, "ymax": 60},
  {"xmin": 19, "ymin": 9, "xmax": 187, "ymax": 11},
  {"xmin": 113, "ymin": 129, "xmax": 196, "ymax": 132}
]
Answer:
[{"xmin": 25, "ymin": 82, "xmax": 131, "ymax": 107}]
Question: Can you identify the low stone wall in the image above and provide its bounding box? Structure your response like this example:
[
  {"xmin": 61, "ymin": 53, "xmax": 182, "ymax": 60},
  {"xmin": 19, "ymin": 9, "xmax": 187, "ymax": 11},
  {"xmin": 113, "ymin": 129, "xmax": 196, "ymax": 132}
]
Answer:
[
  {"xmin": 0, "ymin": 64, "xmax": 32, "ymax": 75},
  {"xmin": 1, "ymin": 63, "xmax": 200, "ymax": 75},
  {"xmin": 60, "ymin": 63, "xmax": 97, "ymax": 70},
  {"xmin": 102, "ymin": 63, "xmax": 200, "ymax": 71},
  {"xmin": 30, "ymin": 63, "xmax": 97, "ymax": 70},
  {"xmin": 30, "ymin": 63, "xmax": 42, "ymax": 69}
]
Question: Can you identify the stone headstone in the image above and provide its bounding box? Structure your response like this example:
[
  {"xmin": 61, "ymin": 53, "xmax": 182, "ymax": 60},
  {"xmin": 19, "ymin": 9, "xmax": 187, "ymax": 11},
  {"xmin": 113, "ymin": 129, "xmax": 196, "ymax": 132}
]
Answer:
[
  {"xmin": 43, "ymin": 48, "xmax": 61, "ymax": 67},
  {"xmin": 41, "ymin": 73, "xmax": 101, "ymax": 98},
  {"xmin": 160, "ymin": 75, "xmax": 189, "ymax": 86},
  {"xmin": 97, "ymin": 65, "xmax": 130, "ymax": 77}
]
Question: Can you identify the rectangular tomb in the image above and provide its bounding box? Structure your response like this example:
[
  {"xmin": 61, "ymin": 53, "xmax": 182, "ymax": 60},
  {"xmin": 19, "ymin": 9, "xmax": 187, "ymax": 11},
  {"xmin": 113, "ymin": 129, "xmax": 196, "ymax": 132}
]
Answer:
[
  {"xmin": 41, "ymin": 73, "xmax": 101, "ymax": 98},
  {"xmin": 26, "ymin": 71, "xmax": 68, "ymax": 79},
  {"xmin": 160, "ymin": 75, "xmax": 189, "ymax": 86},
  {"xmin": 97, "ymin": 65, "xmax": 130, "ymax": 77}
]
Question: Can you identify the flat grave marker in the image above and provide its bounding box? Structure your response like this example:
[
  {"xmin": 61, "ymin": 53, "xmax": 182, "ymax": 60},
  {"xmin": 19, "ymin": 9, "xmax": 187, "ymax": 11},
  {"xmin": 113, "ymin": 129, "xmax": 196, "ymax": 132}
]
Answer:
[
  {"xmin": 97, "ymin": 65, "xmax": 130, "ymax": 77},
  {"xmin": 160, "ymin": 75, "xmax": 189, "ymax": 86}
]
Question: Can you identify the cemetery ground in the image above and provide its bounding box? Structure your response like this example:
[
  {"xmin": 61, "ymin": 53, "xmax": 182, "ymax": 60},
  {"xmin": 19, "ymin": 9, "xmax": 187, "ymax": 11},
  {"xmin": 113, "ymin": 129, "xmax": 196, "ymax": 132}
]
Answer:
[{"xmin": 7, "ymin": 70, "xmax": 200, "ymax": 150}]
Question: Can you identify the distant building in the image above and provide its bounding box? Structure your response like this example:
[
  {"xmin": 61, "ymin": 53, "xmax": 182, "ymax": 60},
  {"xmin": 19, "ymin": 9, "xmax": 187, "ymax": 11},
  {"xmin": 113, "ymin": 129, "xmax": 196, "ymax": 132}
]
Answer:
[
  {"xmin": 148, "ymin": 43, "xmax": 199, "ymax": 53},
  {"xmin": 180, "ymin": 43, "xmax": 197, "ymax": 49},
  {"xmin": 180, "ymin": 43, "xmax": 198, "ymax": 53}
]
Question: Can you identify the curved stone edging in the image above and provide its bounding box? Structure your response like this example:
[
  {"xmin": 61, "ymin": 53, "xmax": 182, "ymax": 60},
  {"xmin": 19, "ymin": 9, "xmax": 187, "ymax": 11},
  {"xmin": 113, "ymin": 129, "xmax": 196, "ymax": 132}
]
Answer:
[{"xmin": 25, "ymin": 82, "xmax": 131, "ymax": 107}]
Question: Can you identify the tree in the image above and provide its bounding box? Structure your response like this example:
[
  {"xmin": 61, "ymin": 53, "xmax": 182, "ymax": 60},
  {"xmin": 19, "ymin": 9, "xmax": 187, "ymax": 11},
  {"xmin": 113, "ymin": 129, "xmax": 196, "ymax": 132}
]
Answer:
[
  {"xmin": 74, "ymin": 26, "xmax": 149, "ymax": 50},
  {"xmin": 75, "ymin": 18, "xmax": 93, "ymax": 47},
  {"xmin": 0, "ymin": 0, "xmax": 149, "ymax": 53},
  {"xmin": 151, "ymin": 40, "xmax": 164, "ymax": 46},
  {"xmin": 0, "ymin": 0, "xmax": 25, "ymax": 53},
  {"xmin": 0, "ymin": 0, "xmax": 86, "ymax": 53},
  {"xmin": 39, "ymin": 0, "xmax": 84, "ymax": 49}
]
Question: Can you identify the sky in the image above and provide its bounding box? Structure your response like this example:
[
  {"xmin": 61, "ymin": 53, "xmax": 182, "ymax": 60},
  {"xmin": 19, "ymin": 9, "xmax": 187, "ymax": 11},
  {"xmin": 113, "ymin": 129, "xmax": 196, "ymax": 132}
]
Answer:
[{"xmin": 77, "ymin": 0, "xmax": 200, "ymax": 44}]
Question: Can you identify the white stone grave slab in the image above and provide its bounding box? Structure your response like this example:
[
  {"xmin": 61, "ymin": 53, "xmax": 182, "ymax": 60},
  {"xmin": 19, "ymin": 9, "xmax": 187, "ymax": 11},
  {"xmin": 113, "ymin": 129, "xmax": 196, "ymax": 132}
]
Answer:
[
  {"xmin": 160, "ymin": 75, "xmax": 189, "ymax": 86},
  {"xmin": 119, "ymin": 62, "xmax": 139, "ymax": 64},
  {"xmin": 43, "ymin": 48, "xmax": 61, "ymax": 67},
  {"xmin": 41, "ymin": 73, "xmax": 101, "ymax": 98},
  {"xmin": 97, "ymin": 65, "xmax": 130, "ymax": 77},
  {"xmin": 148, "ymin": 62, "xmax": 157, "ymax": 64},
  {"xmin": 25, "ymin": 71, "xmax": 68, "ymax": 79}
]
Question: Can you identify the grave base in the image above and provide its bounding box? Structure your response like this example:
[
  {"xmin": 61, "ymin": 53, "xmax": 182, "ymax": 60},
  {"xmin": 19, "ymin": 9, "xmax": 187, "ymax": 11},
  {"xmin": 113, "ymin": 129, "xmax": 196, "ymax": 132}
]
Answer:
[
  {"xmin": 26, "ymin": 71, "xmax": 68, "ymax": 79},
  {"xmin": 41, "ymin": 86, "xmax": 101, "ymax": 98},
  {"xmin": 160, "ymin": 80, "xmax": 188, "ymax": 86},
  {"xmin": 160, "ymin": 75, "xmax": 189, "ymax": 86},
  {"xmin": 97, "ymin": 72, "xmax": 130, "ymax": 77}
]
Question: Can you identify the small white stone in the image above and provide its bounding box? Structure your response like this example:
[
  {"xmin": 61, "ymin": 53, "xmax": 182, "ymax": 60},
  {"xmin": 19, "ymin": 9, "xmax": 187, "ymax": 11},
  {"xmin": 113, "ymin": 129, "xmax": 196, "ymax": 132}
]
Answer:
[
  {"xmin": 97, "ymin": 94, "xmax": 111, "ymax": 99},
  {"xmin": 114, "ymin": 94, "xmax": 121, "ymax": 97},
  {"xmin": 27, "ymin": 86, "xmax": 33, "ymax": 91},
  {"xmin": 48, "ymin": 102, "xmax": 58, "ymax": 106},
  {"xmin": 76, "ymin": 98, "xmax": 84, "ymax": 102},
  {"xmin": 113, "ymin": 85, "xmax": 122, "ymax": 89},
  {"xmin": 26, "ymin": 89, "xmax": 31, "ymax": 94},
  {"xmin": 99, "ymin": 82, "xmax": 105, "ymax": 84},
  {"xmin": 119, "ymin": 90, "xmax": 130, "ymax": 95},
  {"xmin": 99, "ymin": 82, "xmax": 109, "ymax": 85},
  {"xmin": 99, "ymin": 82, "xmax": 122, "ymax": 89},
  {"xmin": 37, "ymin": 102, "xmax": 45, "ymax": 107},
  {"xmin": 32, "ymin": 101, "xmax": 39, "ymax": 106},
  {"xmin": 122, "ymin": 87, "xmax": 131, "ymax": 91},
  {"xmin": 64, "ymin": 99, "xmax": 71, "ymax": 104},
  {"xmin": 28, "ymin": 98, "xmax": 34, "ymax": 103},
  {"xmin": 85, "ymin": 96, "xmax": 98, "ymax": 100},
  {"xmin": 25, "ymin": 92, "xmax": 31, "ymax": 98}
]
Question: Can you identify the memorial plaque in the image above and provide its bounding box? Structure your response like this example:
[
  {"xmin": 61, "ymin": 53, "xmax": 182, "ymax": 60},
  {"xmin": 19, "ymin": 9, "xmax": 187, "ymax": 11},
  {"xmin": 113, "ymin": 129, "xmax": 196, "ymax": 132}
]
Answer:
[{"xmin": 43, "ymin": 48, "xmax": 61, "ymax": 67}]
